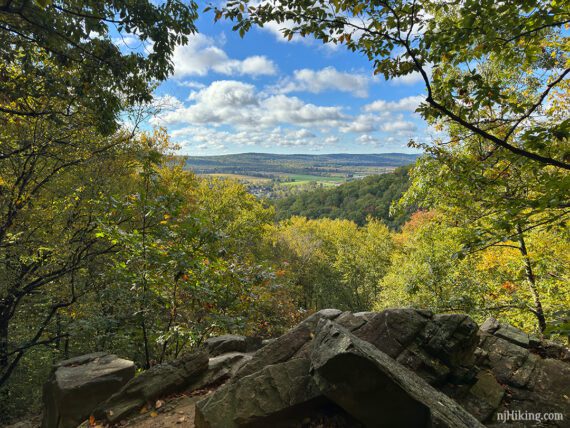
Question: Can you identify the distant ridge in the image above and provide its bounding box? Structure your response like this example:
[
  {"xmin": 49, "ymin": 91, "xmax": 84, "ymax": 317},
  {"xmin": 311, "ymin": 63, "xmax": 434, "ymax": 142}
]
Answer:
[{"xmin": 185, "ymin": 152, "xmax": 419, "ymax": 175}]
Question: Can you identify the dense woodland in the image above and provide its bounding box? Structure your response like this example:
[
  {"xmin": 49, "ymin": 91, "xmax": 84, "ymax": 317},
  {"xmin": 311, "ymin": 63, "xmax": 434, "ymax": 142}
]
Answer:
[
  {"xmin": 273, "ymin": 166, "xmax": 412, "ymax": 228},
  {"xmin": 0, "ymin": 0, "xmax": 569, "ymax": 422}
]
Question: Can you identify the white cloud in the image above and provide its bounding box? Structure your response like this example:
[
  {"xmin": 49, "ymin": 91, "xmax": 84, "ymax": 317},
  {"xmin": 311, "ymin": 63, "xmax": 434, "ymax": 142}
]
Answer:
[
  {"xmin": 176, "ymin": 80, "xmax": 206, "ymax": 89},
  {"xmin": 364, "ymin": 95, "xmax": 424, "ymax": 113},
  {"xmin": 324, "ymin": 136, "xmax": 340, "ymax": 144},
  {"xmin": 340, "ymin": 114, "xmax": 378, "ymax": 133},
  {"xmin": 174, "ymin": 125, "xmax": 327, "ymax": 151},
  {"xmin": 381, "ymin": 120, "xmax": 417, "ymax": 132},
  {"xmin": 275, "ymin": 67, "xmax": 370, "ymax": 97},
  {"xmin": 357, "ymin": 134, "xmax": 382, "ymax": 145},
  {"xmin": 172, "ymin": 34, "xmax": 276, "ymax": 78},
  {"xmin": 152, "ymin": 80, "xmax": 346, "ymax": 131}
]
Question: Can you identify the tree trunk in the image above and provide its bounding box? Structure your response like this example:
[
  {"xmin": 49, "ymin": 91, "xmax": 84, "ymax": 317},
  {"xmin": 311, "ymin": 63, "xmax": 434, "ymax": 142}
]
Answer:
[
  {"xmin": 0, "ymin": 300, "xmax": 12, "ymax": 369},
  {"xmin": 516, "ymin": 224, "xmax": 547, "ymax": 333}
]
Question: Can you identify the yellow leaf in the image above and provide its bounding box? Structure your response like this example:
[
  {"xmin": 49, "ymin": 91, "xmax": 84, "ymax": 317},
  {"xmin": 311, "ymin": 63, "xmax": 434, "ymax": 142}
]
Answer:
[{"xmin": 150, "ymin": 411, "xmax": 158, "ymax": 417}]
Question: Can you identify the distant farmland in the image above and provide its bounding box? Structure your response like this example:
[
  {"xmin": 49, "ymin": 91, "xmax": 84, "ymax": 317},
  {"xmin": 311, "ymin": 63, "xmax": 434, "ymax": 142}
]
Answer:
[{"xmin": 185, "ymin": 152, "xmax": 419, "ymax": 184}]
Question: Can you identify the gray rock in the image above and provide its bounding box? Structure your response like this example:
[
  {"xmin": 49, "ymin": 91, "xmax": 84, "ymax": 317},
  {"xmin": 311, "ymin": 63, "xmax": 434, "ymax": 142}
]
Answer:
[
  {"xmin": 94, "ymin": 351, "xmax": 208, "ymax": 423},
  {"xmin": 310, "ymin": 320, "xmax": 484, "ymax": 428},
  {"xmin": 261, "ymin": 338, "xmax": 276, "ymax": 347},
  {"xmin": 494, "ymin": 324, "xmax": 530, "ymax": 348},
  {"xmin": 353, "ymin": 308, "xmax": 431, "ymax": 358},
  {"xmin": 459, "ymin": 370, "xmax": 505, "ymax": 422},
  {"xmin": 204, "ymin": 335, "xmax": 262, "ymax": 356},
  {"xmin": 188, "ymin": 352, "xmax": 251, "ymax": 392},
  {"xmin": 42, "ymin": 353, "xmax": 135, "ymax": 428},
  {"xmin": 195, "ymin": 358, "xmax": 322, "ymax": 428},
  {"xmin": 352, "ymin": 311, "xmax": 378, "ymax": 321},
  {"xmin": 501, "ymin": 358, "xmax": 570, "ymax": 425},
  {"xmin": 421, "ymin": 314, "xmax": 479, "ymax": 368},
  {"xmin": 316, "ymin": 308, "xmax": 343, "ymax": 319},
  {"xmin": 233, "ymin": 308, "xmax": 342, "ymax": 380},
  {"xmin": 395, "ymin": 344, "xmax": 451, "ymax": 385},
  {"xmin": 480, "ymin": 317, "xmax": 500, "ymax": 334},
  {"xmin": 335, "ymin": 311, "xmax": 367, "ymax": 331},
  {"xmin": 480, "ymin": 334, "xmax": 534, "ymax": 387}
]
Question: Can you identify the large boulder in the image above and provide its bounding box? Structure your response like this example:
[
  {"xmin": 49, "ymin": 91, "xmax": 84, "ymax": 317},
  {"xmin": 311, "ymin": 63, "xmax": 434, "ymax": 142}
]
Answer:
[
  {"xmin": 41, "ymin": 352, "xmax": 135, "ymax": 428},
  {"xmin": 195, "ymin": 358, "xmax": 324, "ymax": 428},
  {"xmin": 310, "ymin": 320, "xmax": 484, "ymax": 428},
  {"xmin": 94, "ymin": 351, "xmax": 208, "ymax": 423},
  {"xmin": 353, "ymin": 309, "xmax": 432, "ymax": 358}
]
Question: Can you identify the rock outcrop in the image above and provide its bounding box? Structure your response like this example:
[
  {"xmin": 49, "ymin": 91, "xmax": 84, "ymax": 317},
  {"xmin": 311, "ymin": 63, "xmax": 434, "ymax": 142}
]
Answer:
[
  {"xmin": 41, "ymin": 353, "xmax": 135, "ymax": 428},
  {"xmin": 43, "ymin": 309, "xmax": 570, "ymax": 427},
  {"xmin": 196, "ymin": 310, "xmax": 569, "ymax": 427},
  {"xmin": 195, "ymin": 358, "xmax": 323, "ymax": 427}
]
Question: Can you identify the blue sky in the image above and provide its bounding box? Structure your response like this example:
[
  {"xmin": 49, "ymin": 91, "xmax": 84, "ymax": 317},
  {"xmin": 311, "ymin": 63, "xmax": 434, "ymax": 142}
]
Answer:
[{"xmin": 142, "ymin": 11, "xmax": 430, "ymax": 155}]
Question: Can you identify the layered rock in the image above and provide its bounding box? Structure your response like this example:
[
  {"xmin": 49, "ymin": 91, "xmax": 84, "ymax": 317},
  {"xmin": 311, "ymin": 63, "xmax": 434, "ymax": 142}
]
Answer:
[
  {"xmin": 196, "ymin": 310, "xmax": 569, "ymax": 427},
  {"xmin": 195, "ymin": 358, "xmax": 323, "ymax": 427}
]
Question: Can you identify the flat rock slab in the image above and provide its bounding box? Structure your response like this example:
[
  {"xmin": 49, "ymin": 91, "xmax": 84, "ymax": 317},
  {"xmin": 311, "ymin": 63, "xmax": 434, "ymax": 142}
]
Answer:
[
  {"xmin": 310, "ymin": 320, "xmax": 484, "ymax": 428},
  {"xmin": 42, "ymin": 353, "xmax": 135, "ymax": 428}
]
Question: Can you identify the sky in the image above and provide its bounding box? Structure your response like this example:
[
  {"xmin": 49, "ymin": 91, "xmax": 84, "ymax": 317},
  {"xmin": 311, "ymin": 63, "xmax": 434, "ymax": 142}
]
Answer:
[{"xmin": 136, "ymin": 10, "xmax": 431, "ymax": 156}]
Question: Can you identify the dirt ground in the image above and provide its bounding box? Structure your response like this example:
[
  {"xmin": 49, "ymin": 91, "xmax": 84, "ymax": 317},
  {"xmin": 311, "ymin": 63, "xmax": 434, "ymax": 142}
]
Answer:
[{"xmin": 121, "ymin": 394, "xmax": 208, "ymax": 428}]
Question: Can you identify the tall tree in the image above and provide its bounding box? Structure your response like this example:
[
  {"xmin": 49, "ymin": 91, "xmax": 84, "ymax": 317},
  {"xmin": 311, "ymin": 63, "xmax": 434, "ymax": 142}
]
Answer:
[{"xmin": 0, "ymin": 0, "xmax": 198, "ymax": 392}]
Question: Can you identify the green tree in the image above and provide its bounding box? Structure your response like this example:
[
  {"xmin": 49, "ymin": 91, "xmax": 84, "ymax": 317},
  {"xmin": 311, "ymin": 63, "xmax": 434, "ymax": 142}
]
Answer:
[
  {"xmin": 266, "ymin": 217, "xmax": 393, "ymax": 311},
  {"xmin": 1, "ymin": 0, "xmax": 197, "ymax": 132},
  {"xmin": 378, "ymin": 211, "xmax": 484, "ymax": 315},
  {"xmin": 274, "ymin": 166, "xmax": 412, "ymax": 228}
]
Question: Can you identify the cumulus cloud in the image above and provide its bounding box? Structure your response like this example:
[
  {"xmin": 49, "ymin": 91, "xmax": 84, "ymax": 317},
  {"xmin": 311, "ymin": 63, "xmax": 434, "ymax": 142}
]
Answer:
[
  {"xmin": 324, "ymin": 135, "xmax": 340, "ymax": 144},
  {"xmin": 275, "ymin": 67, "xmax": 370, "ymax": 97},
  {"xmin": 364, "ymin": 95, "xmax": 424, "ymax": 113},
  {"xmin": 356, "ymin": 134, "xmax": 382, "ymax": 145},
  {"xmin": 381, "ymin": 120, "xmax": 417, "ymax": 132},
  {"xmin": 172, "ymin": 34, "xmax": 276, "ymax": 78},
  {"xmin": 176, "ymin": 80, "xmax": 206, "ymax": 89},
  {"xmin": 174, "ymin": 125, "xmax": 328, "ymax": 151},
  {"xmin": 340, "ymin": 114, "xmax": 379, "ymax": 133},
  {"xmin": 153, "ymin": 80, "xmax": 346, "ymax": 130}
]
